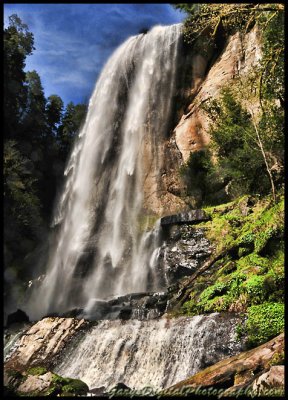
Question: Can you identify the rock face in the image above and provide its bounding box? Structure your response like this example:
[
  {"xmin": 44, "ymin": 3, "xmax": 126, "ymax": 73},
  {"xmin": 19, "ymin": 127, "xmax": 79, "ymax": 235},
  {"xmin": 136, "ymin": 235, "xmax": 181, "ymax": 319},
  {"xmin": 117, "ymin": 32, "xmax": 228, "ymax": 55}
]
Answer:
[
  {"xmin": 5, "ymin": 317, "xmax": 88, "ymax": 372},
  {"xmin": 142, "ymin": 27, "xmax": 261, "ymax": 214},
  {"xmin": 160, "ymin": 226, "xmax": 213, "ymax": 285},
  {"xmin": 167, "ymin": 333, "xmax": 284, "ymax": 397},
  {"xmin": 174, "ymin": 27, "xmax": 261, "ymax": 163}
]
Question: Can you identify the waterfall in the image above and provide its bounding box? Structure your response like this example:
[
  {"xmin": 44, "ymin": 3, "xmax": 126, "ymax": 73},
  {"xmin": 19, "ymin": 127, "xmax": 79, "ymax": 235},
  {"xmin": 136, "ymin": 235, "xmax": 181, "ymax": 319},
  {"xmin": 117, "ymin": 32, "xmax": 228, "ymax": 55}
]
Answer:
[
  {"xmin": 27, "ymin": 24, "xmax": 182, "ymax": 319},
  {"xmin": 54, "ymin": 314, "xmax": 243, "ymax": 391}
]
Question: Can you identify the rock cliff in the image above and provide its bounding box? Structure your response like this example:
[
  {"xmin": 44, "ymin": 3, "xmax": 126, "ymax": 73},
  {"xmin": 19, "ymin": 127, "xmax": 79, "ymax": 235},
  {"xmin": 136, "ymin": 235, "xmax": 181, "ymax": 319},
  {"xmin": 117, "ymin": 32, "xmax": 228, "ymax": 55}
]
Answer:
[{"xmin": 143, "ymin": 26, "xmax": 261, "ymax": 215}]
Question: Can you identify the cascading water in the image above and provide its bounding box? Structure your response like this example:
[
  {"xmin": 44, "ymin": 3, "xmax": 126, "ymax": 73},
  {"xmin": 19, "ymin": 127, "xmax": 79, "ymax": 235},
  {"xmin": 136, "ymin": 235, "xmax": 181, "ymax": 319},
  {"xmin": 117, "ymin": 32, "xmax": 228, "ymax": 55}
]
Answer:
[
  {"xmin": 26, "ymin": 24, "xmax": 182, "ymax": 320},
  {"xmin": 54, "ymin": 314, "xmax": 244, "ymax": 391}
]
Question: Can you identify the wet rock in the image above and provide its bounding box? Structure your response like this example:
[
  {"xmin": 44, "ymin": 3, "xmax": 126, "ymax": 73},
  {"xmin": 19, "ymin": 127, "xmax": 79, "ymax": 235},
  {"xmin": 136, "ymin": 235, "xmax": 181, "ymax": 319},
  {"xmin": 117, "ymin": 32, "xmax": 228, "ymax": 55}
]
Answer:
[
  {"xmin": 60, "ymin": 308, "xmax": 83, "ymax": 318},
  {"xmin": 161, "ymin": 227, "xmax": 213, "ymax": 285},
  {"xmin": 81, "ymin": 291, "xmax": 170, "ymax": 321},
  {"xmin": 7, "ymin": 309, "xmax": 29, "ymax": 327},
  {"xmin": 160, "ymin": 209, "xmax": 210, "ymax": 226},
  {"xmin": 111, "ymin": 382, "xmax": 131, "ymax": 391}
]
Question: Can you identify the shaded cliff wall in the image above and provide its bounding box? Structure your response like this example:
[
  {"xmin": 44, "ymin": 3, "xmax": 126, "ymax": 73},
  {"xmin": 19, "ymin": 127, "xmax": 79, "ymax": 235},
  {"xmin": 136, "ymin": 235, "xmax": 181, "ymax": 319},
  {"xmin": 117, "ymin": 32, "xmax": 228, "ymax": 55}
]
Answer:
[{"xmin": 143, "ymin": 27, "xmax": 261, "ymax": 215}]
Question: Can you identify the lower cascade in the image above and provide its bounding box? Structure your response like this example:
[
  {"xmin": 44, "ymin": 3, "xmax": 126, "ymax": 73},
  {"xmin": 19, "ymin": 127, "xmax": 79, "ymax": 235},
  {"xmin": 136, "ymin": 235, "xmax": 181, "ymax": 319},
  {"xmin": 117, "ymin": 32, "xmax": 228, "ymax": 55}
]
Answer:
[{"xmin": 54, "ymin": 314, "xmax": 243, "ymax": 391}]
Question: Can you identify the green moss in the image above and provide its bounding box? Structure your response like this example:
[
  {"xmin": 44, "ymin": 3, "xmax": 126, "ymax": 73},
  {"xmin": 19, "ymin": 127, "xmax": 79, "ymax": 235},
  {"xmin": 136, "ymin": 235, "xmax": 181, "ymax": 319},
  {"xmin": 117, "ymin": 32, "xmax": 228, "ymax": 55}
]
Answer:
[
  {"xmin": 26, "ymin": 366, "xmax": 48, "ymax": 376},
  {"xmin": 243, "ymin": 275, "xmax": 267, "ymax": 305},
  {"xmin": 246, "ymin": 302, "xmax": 284, "ymax": 348},
  {"xmin": 178, "ymin": 195, "xmax": 284, "ymax": 328},
  {"xmin": 50, "ymin": 373, "xmax": 88, "ymax": 396},
  {"xmin": 269, "ymin": 350, "xmax": 285, "ymax": 367}
]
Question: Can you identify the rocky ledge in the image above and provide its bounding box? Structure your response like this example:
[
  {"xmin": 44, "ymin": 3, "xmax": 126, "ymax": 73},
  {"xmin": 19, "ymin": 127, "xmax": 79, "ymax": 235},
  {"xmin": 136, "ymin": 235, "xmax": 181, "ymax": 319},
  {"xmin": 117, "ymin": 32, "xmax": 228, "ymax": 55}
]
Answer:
[
  {"xmin": 5, "ymin": 317, "xmax": 88, "ymax": 372},
  {"xmin": 160, "ymin": 209, "xmax": 210, "ymax": 226}
]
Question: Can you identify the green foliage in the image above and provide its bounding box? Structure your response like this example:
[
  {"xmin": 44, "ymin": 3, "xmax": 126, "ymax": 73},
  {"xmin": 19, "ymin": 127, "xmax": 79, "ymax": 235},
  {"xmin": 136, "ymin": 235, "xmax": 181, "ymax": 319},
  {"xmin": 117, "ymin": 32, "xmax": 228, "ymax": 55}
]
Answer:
[
  {"xmin": 61, "ymin": 379, "xmax": 89, "ymax": 395},
  {"xmin": 46, "ymin": 94, "xmax": 64, "ymax": 135},
  {"xmin": 58, "ymin": 101, "xmax": 87, "ymax": 160},
  {"xmin": 4, "ymin": 140, "xmax": 42, "ymax": 230},
  {"xmin": 4, "ymin": 14, "xmax": 34, "ymax": 139},
  {"xmin": 243, "ymin": 275, "xmax": 267, "ymax": 304},
  {"xmin": 179, "ymin": 149, "xmax": 225, "ymax": 206},
  {"xmin": 174, "ymin": 4, "xmax": 284, "ymax": 52},
  {"xmin": 246, "ymin": 302, "xmax": 284, "ymax": 347},
  {"xmin": 202, "ymin": 88, "xmax": 270, "ymax": 198}
]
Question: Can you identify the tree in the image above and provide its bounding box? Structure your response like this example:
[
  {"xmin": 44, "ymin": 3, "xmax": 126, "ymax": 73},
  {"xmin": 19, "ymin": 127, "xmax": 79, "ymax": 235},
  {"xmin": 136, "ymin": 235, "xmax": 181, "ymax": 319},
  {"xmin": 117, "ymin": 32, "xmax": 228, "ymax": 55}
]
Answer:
[
  {"xmin": 4, "ymin": 14, "xmax": 34, "ymax": 138},
  {"xmin": 58, "ymin": 101, "xmax": 87, "ymax": 160},
  {"xmin": 46, "ymin": 94, "xmax": 64, "ymax": 136},
  {"xmin": 173, "ymin": 4, "xmax": 284, "ymax": 55},
  {"xmin": 202, "ymin": 85, "xmax": 282, "ymax": 201},
  {"xmin": 22, "ymin": 70, "xmax": 47, "ymax": 142}
]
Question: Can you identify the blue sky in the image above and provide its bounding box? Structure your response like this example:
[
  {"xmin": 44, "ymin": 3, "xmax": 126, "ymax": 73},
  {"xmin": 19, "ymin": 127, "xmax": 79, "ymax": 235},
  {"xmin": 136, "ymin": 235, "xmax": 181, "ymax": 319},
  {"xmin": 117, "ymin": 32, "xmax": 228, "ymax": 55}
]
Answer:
[{"xmin": 4, "ymin": 4, "xmax": 186, "ymax": 106}]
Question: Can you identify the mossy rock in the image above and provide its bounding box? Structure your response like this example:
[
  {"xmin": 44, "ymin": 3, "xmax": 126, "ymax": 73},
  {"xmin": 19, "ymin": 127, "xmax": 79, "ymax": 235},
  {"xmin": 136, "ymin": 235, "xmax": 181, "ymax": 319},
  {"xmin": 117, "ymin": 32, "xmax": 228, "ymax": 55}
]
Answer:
[
  {"xmin": 61, "ymin": 379, "xmax": 89, "ymax": 395},
  {"xmin": 51, "ymin": 373, "xmax": 89, "ymax": 396}
]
